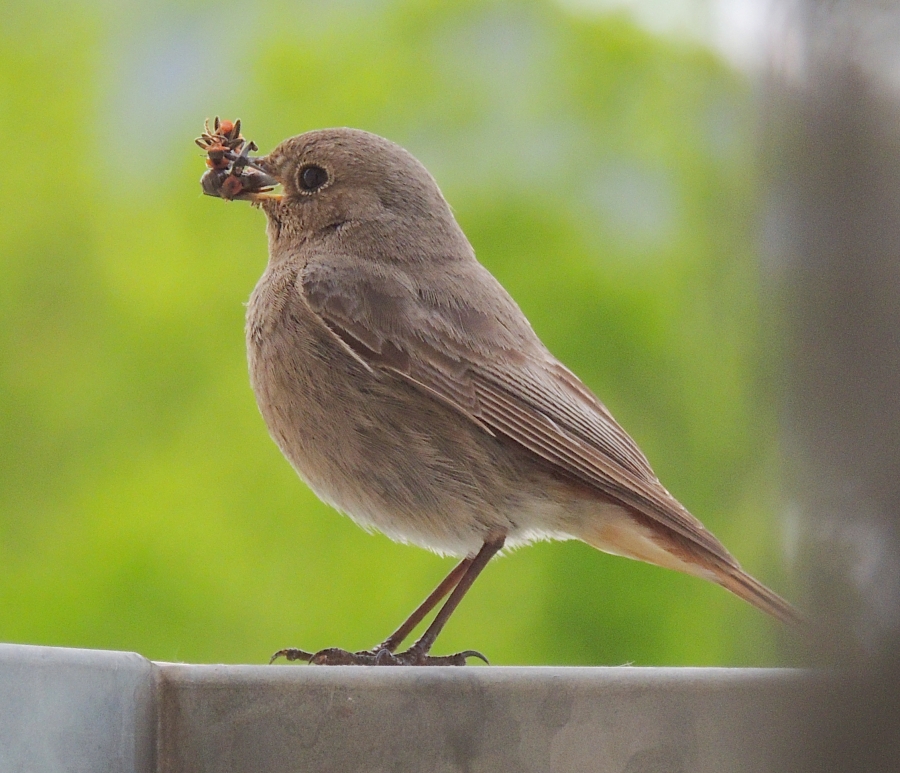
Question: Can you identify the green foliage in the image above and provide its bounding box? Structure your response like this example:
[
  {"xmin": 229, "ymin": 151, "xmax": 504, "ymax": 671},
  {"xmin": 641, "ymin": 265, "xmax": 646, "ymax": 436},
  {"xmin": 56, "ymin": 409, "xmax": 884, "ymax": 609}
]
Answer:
[{"xmin": 0, "ymin": 0, "xmax": 793, "ymax": 665}]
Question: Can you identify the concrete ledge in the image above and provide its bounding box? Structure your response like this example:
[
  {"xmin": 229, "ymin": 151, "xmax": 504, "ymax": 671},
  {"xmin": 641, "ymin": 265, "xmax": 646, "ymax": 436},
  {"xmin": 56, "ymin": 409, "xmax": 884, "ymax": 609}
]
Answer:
[
  {"xmin": 0, "ymin": 644, "xmax": 808, "ymax": 772},
  {"xmin": 159, "ymin": 665, "xmax": 804, "ymax": 773}
]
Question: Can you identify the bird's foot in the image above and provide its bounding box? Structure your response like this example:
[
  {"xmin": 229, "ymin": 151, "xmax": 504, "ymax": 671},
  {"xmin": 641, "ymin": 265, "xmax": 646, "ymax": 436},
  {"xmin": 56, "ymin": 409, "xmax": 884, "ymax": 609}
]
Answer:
[{"xmin": 269, "ymin": 645, "xmax": 488, "ymax": 666}]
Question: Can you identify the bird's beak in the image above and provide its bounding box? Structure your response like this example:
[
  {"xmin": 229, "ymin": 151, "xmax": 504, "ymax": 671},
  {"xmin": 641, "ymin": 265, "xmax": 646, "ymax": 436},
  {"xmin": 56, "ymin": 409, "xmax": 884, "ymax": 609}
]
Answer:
[
  {"xmin": 238, "ymin": 156, "xmax": 280, "ymax": 189},
  {"xmin": 228, "ymin": 151, "xmax": 282, "ymax": 202},
  {"xmin": 200, "ymin": 153, "xmax": 283, "ymax": 203}
]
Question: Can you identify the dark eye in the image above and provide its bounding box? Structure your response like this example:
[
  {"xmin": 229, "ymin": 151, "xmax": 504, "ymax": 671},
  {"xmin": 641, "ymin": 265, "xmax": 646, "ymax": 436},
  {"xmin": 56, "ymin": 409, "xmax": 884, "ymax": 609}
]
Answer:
[{"xmin": 298, "ymin": 164, "xmax": 329, "ymax": 192}]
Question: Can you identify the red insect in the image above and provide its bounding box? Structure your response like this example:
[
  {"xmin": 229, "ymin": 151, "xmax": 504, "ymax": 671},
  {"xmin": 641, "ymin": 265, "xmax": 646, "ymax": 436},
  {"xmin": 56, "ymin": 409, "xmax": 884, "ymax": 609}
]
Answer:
[
  {"xmin": 195, "ymin": 117, "xmax": 279, "ymax": 201},
  {"xmin": 195, "ymin": 117, "xmax": 246, "ymax": 170}
]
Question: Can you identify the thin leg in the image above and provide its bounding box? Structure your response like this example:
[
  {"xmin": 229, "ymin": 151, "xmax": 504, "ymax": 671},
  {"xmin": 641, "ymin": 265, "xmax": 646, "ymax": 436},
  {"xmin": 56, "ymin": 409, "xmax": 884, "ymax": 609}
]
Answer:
[
  {"xmin": 377, "ymin": 556, "xmax": 474, "ymax": 653},
  {"xmin": 270, "ymin": 535, "xmax": 505, "ymax": 667},
  {"xmin": 399, "ymin": 535, "xmax": 506, "ymax": 663},
  {"xmin": 270, "ymin": 555, "xmax": 473, "ymax": 664}
]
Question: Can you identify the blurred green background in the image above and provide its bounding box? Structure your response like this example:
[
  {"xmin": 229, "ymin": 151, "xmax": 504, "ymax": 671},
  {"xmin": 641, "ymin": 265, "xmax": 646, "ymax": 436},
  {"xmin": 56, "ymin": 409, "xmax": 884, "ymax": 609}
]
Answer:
[{"xmin": 0, "ymin": 0, "xmax": 795, "ymax": 666}]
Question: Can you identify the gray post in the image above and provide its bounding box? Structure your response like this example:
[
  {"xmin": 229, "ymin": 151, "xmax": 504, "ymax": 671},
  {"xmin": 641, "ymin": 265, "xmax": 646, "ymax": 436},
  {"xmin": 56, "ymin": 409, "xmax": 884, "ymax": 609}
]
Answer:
[{"xmin": 764, "ymin": 0, "xmax": 900, "ymax": 769}]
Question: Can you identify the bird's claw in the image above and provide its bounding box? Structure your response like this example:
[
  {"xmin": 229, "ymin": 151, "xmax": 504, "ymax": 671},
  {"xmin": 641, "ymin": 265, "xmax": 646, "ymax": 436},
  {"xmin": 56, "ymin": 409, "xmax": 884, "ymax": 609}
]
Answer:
[
  {"xmin": 269, "ymin": 647, "xmax": 316, "ymax": 664},
  {"xmin": 269, "ymin": 645, "xmax": 488, "ymax": 666}
]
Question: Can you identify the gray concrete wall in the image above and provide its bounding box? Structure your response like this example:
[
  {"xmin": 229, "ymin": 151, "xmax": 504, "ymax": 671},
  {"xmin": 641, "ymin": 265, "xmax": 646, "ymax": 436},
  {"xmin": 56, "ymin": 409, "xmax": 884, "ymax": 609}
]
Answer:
[{"xmin": 0, "ymin": 643, "xmax": 807, "ymax": 773}]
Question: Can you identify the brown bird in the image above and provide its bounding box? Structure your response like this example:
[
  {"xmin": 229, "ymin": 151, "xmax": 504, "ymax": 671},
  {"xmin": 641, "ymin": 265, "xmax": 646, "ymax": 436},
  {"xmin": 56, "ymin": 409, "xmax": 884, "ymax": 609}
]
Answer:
[{"xmin": 198, "ymin": 122, "xmax": 800, "ymax": 666}]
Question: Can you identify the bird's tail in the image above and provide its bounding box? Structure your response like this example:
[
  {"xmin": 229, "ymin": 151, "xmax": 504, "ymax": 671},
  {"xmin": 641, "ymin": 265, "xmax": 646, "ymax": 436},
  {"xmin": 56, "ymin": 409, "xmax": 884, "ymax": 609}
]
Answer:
[
  {"xmin": 713, "ymin": 563, "xmax": 804, "ymax": 627},
  {"xmin": 574, "ymin": 515, "xmax": 803, "ymax": 626}
]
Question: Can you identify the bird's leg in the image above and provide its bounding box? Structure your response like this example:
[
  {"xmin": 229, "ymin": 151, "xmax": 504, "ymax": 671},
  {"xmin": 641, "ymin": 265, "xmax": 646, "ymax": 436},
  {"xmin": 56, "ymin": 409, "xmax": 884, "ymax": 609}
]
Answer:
[
  {"xmin": 391, "ymin": 535, "xmax": 505, "ymax": 665},
  {"xmin": 374, "ymin": 555, "xmax": 474, "ymax": 654},
  {"xmin": 269, "ymin": 556, "xmax": 471, "ymax": 665},
  {"xmin": 270, "ymin": 536, "xmax": 505, "ymax": 666}
]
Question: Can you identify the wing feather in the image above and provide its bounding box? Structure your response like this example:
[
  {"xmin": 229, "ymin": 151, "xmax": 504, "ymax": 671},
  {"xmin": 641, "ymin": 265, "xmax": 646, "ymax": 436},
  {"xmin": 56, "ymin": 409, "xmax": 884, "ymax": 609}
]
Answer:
[{"xmin": 301, "ymin": 254, "xmax": 734, "ymax": 565}]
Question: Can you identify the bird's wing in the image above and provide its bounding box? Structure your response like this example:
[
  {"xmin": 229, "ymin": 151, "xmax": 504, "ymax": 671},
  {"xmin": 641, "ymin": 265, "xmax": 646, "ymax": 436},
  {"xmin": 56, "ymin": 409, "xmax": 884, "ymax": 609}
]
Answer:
[{"xmin": 301, "ymin": 254, "xmax": 733, "ymax": 563}]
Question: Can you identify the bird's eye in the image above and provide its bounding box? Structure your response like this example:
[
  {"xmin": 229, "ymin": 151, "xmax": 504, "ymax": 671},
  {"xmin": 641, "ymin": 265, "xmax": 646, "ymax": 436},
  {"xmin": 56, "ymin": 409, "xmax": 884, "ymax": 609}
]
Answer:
[{"xmin": 297, "ymin": 164, "xmax": 329, "ymax": 192}]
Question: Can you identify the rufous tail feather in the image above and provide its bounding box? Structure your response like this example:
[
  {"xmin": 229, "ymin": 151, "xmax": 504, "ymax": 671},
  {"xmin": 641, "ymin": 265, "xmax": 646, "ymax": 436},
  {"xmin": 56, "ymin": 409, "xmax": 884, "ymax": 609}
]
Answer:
[
  {"xmin": 574, "ymin": 517, "xmax": 802, "ymax": 626},
  {"xmin": 714, "ymin": 565, "xmax": 804, "ymax": 627}
]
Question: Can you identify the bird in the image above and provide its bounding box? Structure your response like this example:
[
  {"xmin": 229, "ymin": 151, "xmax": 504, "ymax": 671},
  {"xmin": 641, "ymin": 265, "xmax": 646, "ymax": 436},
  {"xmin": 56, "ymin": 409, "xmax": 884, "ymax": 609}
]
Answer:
[{"xmin": 196, "ymin": 121, "xmax": 800, "ymax": 665}]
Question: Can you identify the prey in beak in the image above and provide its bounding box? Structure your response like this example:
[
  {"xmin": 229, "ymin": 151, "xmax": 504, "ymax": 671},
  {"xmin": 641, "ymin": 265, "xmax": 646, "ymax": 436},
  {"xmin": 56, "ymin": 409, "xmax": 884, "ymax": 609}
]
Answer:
[{"xmin": 195, "ymin": 117, "xmax": 282, "ymax": 203}]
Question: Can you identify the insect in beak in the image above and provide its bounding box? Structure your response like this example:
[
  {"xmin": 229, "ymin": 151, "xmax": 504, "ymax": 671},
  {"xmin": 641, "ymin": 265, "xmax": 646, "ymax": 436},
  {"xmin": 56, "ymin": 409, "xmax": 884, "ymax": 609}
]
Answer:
[{"xmin": 196, "ymin": 117, "xmax": 282, "ymax": 202}]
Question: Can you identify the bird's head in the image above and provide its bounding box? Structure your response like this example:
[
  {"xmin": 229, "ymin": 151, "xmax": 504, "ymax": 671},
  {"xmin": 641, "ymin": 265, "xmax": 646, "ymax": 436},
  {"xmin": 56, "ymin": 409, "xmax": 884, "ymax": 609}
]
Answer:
[{"xmin": 199, "ymin": 124, "xmax": 461, "ymax": 254}]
